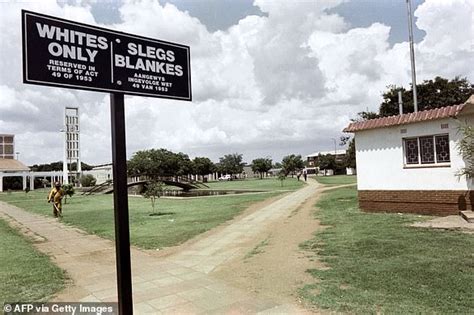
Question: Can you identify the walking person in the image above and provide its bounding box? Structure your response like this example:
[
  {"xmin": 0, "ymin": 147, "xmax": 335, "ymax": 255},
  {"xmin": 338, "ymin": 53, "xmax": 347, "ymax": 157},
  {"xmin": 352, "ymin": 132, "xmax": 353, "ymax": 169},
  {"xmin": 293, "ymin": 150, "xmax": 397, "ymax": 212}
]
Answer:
[
  {"xmin": 303, "ymin": 170, "xmax": 307, "ymax": 182},
  {"xmin": 297, "ymin": 171, "xmax": 302, "ymax": 181},
  {"xmin": 47, "ymin": 182, "xmax": 64, "ymax": 218}
]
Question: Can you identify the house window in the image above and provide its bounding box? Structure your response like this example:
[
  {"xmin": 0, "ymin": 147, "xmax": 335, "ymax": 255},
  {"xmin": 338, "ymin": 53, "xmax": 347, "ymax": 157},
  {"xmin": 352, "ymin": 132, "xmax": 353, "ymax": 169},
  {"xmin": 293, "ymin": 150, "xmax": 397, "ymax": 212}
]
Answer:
[
  {"xmin": 435, "ymin": 135, "xmax": 450, "ymax": 162},
  {"xmin": 420, "ymin": 136, "xmax": 435, "ymax": 164},
  {"xmin": 403, "ymin": 134, "xmax": 450, "ymax": 166},
  {"xmin": 405, "ymin": 138, "xmax": 419, "ymax": 164}
]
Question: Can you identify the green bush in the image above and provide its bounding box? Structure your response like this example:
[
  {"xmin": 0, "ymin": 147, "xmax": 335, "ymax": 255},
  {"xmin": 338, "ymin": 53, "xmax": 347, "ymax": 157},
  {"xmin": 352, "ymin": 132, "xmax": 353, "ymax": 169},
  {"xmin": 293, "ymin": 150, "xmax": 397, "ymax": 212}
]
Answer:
[
  {"xmin": 80, "ymin": 174, "xmax": 97, "ymax": 187},
  {"xmin": 61, "ymin": 184, "xmax": 75, "ymax": 204}
]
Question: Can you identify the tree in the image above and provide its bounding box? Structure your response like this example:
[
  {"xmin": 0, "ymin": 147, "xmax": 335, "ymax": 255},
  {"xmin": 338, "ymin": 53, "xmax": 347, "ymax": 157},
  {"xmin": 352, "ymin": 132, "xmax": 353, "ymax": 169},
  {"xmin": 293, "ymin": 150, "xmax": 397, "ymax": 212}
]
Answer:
[
  {"xmin": 251, "ymin": 158, "xmax": 272, "ymax": 179},
  {"xmin": 281, "ymin": 154, "xmax": 304, "ymax": 176},
  {"xmin": 30, "ymin": 161, "xmax": 62, "ymax": 171},
  {"xmin": 30, "ymin": 161, "xmax": 93, "ymax": 171},
  {"xmin": 217, "ymin": 153, "xmax": 244, "ymax": 176},
  {"xmin": 457, "ymin": 124, "xmax": 474, "ymax": 179},
  {"xmin": 128, "ymin": 148, "xmax": 190, "ymax": 179},
  {"xmin": 379, "ymin": 76, "xmax": 474, "ymax": 117},
  {"xmin": 317, "ymin": 154, "xmax": 336, "ymax": 174},
  {"xmin": 62, "ymin": 183, "xmax": 75, "ymax": 204},
  {"xmin": 175, "ymin": 152, "xmax": 193, "ymax": 177},
  {"xmin": 80, "ymin": 174, "xmax": 97, "ymax": 187},
  {"xmin": 70, "ymin": 162, "xmax": 93, "ymax": 171},
  {"xmin": 340, "ymin": 136, "xmax": 356, "ymax": 169},
  {"xmin": 277, "ymin": 170, "xmax": 287, "ymax": 187},
  {"xmin": 351, "ymin": 111, "xmax": 380, "ymax": 122},
  {"xmin": 142, "ymin": 181, "xmax": 164, "ymax": 214},
  {"xmin": 273, "ymin": 162, "xmax": 282, "ymax": 169},
  {"xmin": 193, "ymin": 157, "xmax": 215, "ymax": 177},
  {"xmin": 344, "ymin": 138, "xmax": 356, "ymax": 169}
]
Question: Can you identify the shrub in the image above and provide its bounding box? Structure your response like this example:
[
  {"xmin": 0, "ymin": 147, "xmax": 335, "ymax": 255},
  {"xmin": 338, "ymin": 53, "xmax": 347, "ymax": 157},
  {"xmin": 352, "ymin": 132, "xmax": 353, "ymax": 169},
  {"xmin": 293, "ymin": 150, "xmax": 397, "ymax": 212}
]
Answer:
[
  {"xmin": 80, "ymin": 174, "xmax": 97, "ymax": 187},
  {"xmin": 61, "ymin": 184, "xmax": 75, "ymax": 204}
]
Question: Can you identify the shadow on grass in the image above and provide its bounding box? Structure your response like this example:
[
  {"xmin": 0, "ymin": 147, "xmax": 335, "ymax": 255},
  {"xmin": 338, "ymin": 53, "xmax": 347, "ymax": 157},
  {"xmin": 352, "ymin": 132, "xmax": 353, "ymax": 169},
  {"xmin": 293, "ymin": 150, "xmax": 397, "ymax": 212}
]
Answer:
[{"xmin": 148, "ymin": 212, "xmax": 176, "ymax": 217}]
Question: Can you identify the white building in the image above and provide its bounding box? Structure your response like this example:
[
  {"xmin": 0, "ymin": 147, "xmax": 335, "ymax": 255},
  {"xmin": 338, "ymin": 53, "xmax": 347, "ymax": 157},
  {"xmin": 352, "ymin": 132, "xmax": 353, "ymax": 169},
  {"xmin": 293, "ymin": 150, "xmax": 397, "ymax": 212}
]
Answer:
[
  {"xmin": 306, "ymin": 149, "xmax": 347, "ymax": 175},
  {"xmin": 0, "ymin": 159, "xmax": 33, "ymax": 192},
  {"xmin": 306, "ymin": 149, "xmax": 346, "ymax": 166},
  {"xmin": 83, "ymin": 164, "xmax": 113, "ymax": 185},
  {"xmin": 344, "ymin": 96, "xmax": 474, "ymax": 215}
]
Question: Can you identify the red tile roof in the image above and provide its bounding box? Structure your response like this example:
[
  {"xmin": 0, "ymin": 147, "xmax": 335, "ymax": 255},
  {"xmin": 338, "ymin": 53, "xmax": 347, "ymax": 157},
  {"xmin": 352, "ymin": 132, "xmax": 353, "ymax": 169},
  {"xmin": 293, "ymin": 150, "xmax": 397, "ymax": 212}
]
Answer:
[{"xmin": 343, "ymin": 103, "xmax": 468, "ymax": 133}]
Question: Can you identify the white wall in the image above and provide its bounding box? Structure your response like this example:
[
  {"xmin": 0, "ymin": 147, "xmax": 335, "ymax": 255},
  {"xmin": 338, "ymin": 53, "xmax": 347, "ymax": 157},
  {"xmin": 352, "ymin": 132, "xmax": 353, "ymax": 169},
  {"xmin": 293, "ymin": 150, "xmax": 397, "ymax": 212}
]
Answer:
[
  {"xmin": 83, "ymin": 168, "xmax": 113, "ymax": 185},
  {"xmin": 355, "ymin": 115, "xmax": 473, "ymax": 191}
]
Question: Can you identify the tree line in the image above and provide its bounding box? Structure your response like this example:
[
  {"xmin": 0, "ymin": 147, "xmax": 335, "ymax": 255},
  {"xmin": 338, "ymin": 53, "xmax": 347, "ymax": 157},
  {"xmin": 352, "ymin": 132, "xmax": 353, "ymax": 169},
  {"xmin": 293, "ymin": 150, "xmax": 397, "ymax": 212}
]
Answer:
[
  {"xmin": 30, "ymin": 161, "xmax": 93, "ymax": 172},
  {"xmin": 127, "ymin": 149, "xmax": 309, "ymax": 180}
]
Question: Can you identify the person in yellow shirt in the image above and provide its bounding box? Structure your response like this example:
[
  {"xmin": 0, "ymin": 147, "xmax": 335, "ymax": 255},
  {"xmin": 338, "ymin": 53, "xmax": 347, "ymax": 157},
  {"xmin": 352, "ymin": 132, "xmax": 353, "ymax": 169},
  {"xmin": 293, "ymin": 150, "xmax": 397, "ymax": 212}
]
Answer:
[{"xmin": 47, "ymin": 182, "xmax": 64, "ymax": 218}]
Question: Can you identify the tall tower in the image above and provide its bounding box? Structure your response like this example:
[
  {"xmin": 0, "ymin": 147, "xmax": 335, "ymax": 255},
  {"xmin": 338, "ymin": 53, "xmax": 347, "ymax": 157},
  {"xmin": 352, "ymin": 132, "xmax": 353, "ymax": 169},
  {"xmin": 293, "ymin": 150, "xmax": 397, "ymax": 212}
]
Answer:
[{"xmin": 63, "ymin": 107, "xmax": 81, "ymax": 185}]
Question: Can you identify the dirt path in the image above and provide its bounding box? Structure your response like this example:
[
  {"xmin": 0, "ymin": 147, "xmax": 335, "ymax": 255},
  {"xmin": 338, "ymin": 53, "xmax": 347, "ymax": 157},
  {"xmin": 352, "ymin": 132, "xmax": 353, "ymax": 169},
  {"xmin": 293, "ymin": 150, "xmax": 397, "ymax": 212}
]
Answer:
[
  {"xmin": 0, "ymin": 179, "xmax": 329, "ymax": 314},
  {"xmin": 212, "ymin": 184, "xmax": 326, "ymax": 310}
]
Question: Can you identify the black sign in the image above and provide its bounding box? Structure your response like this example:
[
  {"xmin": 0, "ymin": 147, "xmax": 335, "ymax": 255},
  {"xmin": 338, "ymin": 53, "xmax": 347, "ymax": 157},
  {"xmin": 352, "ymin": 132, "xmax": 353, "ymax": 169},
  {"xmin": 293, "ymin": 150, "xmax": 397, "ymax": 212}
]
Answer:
[{"xmin": 22, "ymin": 10, "xmax": 191, "ymax": 101}]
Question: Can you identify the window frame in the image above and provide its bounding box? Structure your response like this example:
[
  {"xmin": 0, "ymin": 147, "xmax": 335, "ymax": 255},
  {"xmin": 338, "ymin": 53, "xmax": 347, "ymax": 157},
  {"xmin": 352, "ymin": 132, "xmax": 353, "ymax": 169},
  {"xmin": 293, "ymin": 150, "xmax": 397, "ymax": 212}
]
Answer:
[{"xmin": 403, "ymin": 133, "xmax": 451, "ymax": 168}]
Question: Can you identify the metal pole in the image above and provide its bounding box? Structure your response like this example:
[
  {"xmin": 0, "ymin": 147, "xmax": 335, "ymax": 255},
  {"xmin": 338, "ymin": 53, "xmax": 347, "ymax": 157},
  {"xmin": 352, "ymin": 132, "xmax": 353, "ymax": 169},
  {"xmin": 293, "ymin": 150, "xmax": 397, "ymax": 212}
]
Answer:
[
  {"xmin": 406, "ymin": 0, "xmax": 418, "ymax": 112},
  {"xmin": 331, "ymin": 138, "xmax": 337, "ymax": 156},
  {"xmin": 398, "ymin": 90, "xmax": 403, "ymax": 115},
  {"xmin": 110, "ymin": 93, "xmax": 133, "ymax": 314}
]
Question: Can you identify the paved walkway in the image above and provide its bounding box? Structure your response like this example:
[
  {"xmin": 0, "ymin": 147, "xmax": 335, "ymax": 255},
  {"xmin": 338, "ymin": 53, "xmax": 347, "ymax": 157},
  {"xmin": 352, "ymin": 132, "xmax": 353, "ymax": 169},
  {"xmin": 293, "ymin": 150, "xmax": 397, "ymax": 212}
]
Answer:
[
  {"xmin": 0, "ymin": 179, "xmax": 322, "ymax": 314},
  {"xmin": 412, "ymin": 215, "xmax": 474, "ymax": 234}
]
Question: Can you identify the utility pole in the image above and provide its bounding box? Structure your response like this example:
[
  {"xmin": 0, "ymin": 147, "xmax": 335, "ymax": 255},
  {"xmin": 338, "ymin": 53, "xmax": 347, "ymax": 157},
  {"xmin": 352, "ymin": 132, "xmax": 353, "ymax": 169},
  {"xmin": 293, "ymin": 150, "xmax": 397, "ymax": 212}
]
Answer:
[
  {"xmin": 406, "ymin": 0, "xmax": 418, "ymax": 112},
  {"xmin": 331, "ymin": 138, "xmax": 337, "ymax": 156},
  {"xmin": 398, "ymin": 90, "xmax": 403, "ymax": 115}
]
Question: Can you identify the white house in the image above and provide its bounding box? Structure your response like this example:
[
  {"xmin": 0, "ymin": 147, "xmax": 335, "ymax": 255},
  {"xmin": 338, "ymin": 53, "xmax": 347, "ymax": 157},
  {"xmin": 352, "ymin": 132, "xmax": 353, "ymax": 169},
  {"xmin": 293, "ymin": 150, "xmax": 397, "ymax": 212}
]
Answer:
[{"xmin": 343, "ymin": 96, "xmax": 474, "ymax": 215}]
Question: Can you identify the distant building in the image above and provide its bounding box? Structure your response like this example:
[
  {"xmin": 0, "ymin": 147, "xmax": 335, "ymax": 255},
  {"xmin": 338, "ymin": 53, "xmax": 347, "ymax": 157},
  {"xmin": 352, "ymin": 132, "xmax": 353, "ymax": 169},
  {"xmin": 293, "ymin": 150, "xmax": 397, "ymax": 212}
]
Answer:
[
  {"xmin": 83, "ymin": 163, "xmax": 113, "ymax": 185},
  {"xmin": 305, "ymin": 149, "xmax": 347, "ymax": 175},
  {"xmin": 344, "ymin": 96, "xmax": 474, "ymax": 216},
  {"xmin": 243, "ymin": 166, "xmax": 260, "ymax": 178},
  {"xmin": 265, "ymin": 168, "xmax": 280, "ymax": 176},
  {"xmin": 0, "ymin": 158, "xmax": 32, "ymax": 192},
  {"xmin": 306, "ymin": 149, "xmax": 346, "ymax": 168},
  {"xmin": 0, "ymin": 134, "xmax": 15, "ymax": 159}
]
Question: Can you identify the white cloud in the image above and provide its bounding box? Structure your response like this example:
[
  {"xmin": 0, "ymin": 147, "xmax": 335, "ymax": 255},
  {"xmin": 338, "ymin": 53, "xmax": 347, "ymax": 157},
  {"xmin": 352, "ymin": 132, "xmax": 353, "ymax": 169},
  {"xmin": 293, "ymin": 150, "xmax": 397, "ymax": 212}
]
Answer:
[
  {"xmin": 415, "ymin": 0, "xmax": 474, "ymax": 80},
  {"xmin": 0, "ymin": 0, "xmax": 472, "ymax": 166}
]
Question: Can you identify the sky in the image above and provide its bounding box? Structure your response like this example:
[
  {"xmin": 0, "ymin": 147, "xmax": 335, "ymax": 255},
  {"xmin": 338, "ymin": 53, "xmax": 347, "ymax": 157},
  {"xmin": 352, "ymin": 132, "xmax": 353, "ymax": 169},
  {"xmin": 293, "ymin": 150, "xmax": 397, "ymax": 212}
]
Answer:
[{"xmin": 0, "ymin": 0, "xmax": 473, "ymax": 166}]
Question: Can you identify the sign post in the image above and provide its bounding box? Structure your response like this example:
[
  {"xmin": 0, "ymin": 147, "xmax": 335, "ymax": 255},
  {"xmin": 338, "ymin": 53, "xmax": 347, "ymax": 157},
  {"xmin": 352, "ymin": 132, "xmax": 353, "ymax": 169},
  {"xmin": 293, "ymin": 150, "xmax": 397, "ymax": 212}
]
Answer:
[
  {"xmin": 110, "ymin": 93, "xmax": 132, "ymax": 314},
  {"xmin": 22, "ymin": 10, "xmax": 191, "ymax": 314}
]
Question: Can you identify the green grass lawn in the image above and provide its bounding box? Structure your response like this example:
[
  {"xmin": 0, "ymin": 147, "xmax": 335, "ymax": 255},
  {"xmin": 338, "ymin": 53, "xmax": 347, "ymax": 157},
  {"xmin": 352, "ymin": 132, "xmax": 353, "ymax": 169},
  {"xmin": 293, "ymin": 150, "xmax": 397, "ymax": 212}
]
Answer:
[
  {"xmin": 0, "ymin": 218, "xmax": 65, "ymax": 304},
  {"xmin": 204, "ymin": 177, "xmax": 305, "ymax": 191},
  {"xmin": 300, "ymin": 186, "xmax": 474, "ymax": 314},
  {"xmin": 0, "ymin": 178, "xmax": 302, "ymax": 250},
  {"xmin": 313, "ymin": 175, "xmax": 357, "ymax": 186}
]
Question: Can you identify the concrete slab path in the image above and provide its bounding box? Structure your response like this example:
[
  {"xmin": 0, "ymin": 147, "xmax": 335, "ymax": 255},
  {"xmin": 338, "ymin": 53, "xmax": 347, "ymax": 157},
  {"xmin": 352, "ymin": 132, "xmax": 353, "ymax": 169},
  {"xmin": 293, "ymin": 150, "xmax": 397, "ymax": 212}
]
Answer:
[{"xmin": 0, "ymin": 179, "xmax": 323, "ymax": 314}]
